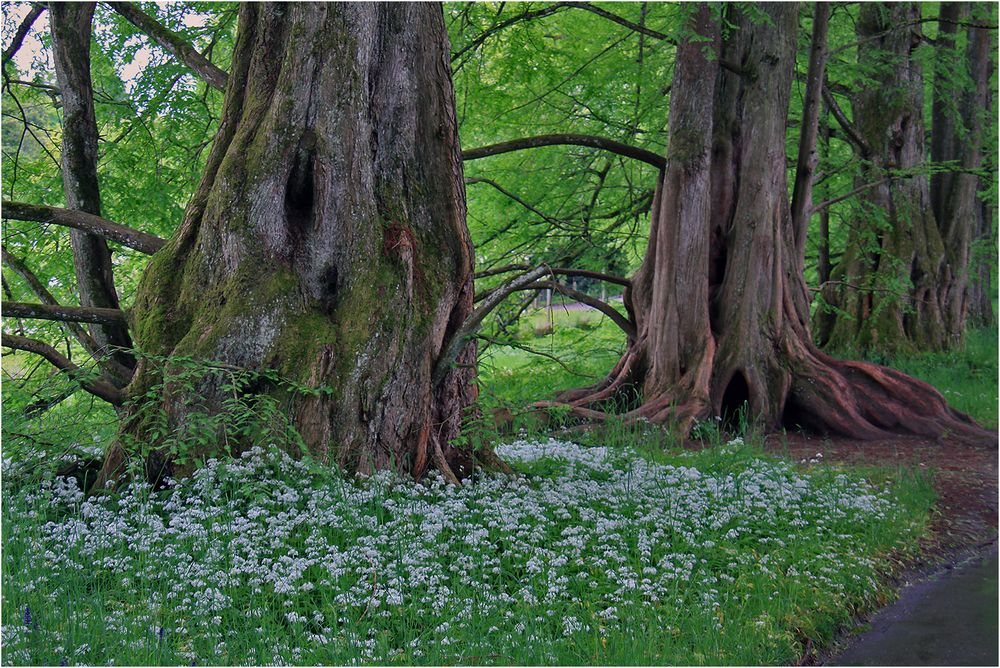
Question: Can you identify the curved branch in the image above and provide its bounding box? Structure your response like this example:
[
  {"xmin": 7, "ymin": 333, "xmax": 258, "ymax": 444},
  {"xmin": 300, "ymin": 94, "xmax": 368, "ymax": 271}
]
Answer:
[
  {"xmin": 822, "ymin": 85, "xmax": 870, "ymax": 157},
  {"xmin": 1, "ymin": 332, "xmax": 123, "ymax": 405},
  {"xmin": 434, "ymin": 266, "xmax": 551, "ymax": 385},
  {"xmin": 462, "ymin": 134, "xmax": 666, "ymax": 169},
  {"xmin": 475, "ymin": 263, "xmax": 631, "ymax": 286},
  {"xmin": 2, "ymin": 201, "xmax": 166, "ymax": 254},
  {"xmin": 105, "ymin": 1, "xmax": 228, "ymax": 91},
  {"xmin": 2, "ymin": 4, "xmax": 46, "ymax": 67},
  {"xmin": 3, "ymin": 301, "xmax": 128, "ymax": 326},
  {"xmin": 465, "ymin": 177, "xmax": 563, "ymax": 224},
  {"xmin": 525, "ymin": 280, "xmax": 636, "ymax": 339},
  {"xmin": 451, "ymin": 4, "xmax": 570, "ymax": 64}
]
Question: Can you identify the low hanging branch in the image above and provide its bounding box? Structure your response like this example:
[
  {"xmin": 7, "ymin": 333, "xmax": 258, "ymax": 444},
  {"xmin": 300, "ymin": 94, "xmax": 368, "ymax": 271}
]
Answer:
[
  {"xmin": 105, "ymin": 1, "xmax": 229, "ymax": 91},
  {"xmin": 436, "ymin": 266, "xmax": 636, "ymax": 385},
  {"xmin": 1, "ymin": 333, "xmax": 124, "ymax": 405},
  {"xmin": 3, "ymin": 301, "xmax": 129, "ymax": 326},
  {"xmin": 525, "ymin": 279, "xmax": 636, "ymax": 339},
  {"xmin": 2, "ymin": 201, "xmax": 165, "ymax": 254},
  {"xmin": 462, "ymin": 134, "xmax": 666, "ymax": 170}
]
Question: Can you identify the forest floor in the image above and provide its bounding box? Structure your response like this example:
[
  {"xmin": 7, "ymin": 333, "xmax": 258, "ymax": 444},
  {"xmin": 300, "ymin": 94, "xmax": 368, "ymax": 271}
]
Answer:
[{"xmin": 767, "ymin": 433, "xmax": 998, "ymax": 665}]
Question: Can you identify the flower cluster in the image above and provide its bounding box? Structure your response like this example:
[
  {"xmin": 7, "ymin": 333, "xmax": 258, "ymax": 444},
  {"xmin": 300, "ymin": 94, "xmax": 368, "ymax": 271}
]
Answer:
[{"xmin": 2, "ymin": 438, "xmax": 921, "ymax": 665}]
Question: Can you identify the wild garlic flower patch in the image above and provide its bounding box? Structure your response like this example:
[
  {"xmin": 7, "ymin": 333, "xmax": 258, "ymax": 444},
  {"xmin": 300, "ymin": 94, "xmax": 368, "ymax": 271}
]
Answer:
[{"xmin": 2, "ymin": 439, "xmax": 928, "ymax": 666}]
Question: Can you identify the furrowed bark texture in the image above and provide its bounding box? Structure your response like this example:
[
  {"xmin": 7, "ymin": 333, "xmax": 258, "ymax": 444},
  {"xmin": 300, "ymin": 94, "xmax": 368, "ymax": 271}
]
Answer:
[
  {"xmin": 547, "ymin": 3, "xmax": 986, "ymax": 442},
  {"xmin": 815, "ymin": 3, "xmax": 948, "ymax": 353},
  {"xmin": 930, "ymin": 3, "xmax": 993, "ymax": 342},
  {"xmin": 50, "ymin": 2, "xmax": 135, "ymax": 384},
  {"xmin": 101, "ymin": 3, "xmax": 478, "ymax": 482}
]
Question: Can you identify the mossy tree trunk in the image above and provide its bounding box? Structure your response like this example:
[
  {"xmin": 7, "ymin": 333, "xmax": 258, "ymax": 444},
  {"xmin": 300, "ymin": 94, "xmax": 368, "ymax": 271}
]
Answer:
[
  {"xmin": 547, "ymin": 3, "xmax": 985, "ymax": 441},
  {"xmin": 815, "ymin": 3, "xmax": 949, "ymax": 354},
  {"xmin": 99, "ymin": 3, "xmax": 480, "ymax": 484},
  {"xmin": 50, "ymin": 2, "xmax": 135, "ymax": 385}
]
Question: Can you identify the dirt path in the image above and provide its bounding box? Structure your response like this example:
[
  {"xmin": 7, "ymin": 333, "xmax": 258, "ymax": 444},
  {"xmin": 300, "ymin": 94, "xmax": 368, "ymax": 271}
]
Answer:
[{"xmin": 763, "ymin": 433, "xmax": 998, "ymax": 664}]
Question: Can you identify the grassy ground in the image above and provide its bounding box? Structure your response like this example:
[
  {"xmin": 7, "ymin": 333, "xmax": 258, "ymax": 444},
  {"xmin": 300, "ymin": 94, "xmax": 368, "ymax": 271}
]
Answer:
[
  {"xmin": 3, "ymin": 306, "xmax": 990, "ymax": 665},
  {"xmin": 478, "ymin": 307, "xmax": 999, "ymax": 430},
  {"xmin": 1, "ymin": 437, "xmax": 933, "ymax": 666}
]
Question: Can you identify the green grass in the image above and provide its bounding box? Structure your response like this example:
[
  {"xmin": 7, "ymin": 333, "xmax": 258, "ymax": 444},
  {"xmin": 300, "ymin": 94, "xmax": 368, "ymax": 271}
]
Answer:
[
  {"xmin": 1, "ymin": 436, "xmax": 934, "ymax": 666},
  {"xmin": 881, "ymin": 326, "xmax": 999, "ymax": 429},
  {"xmin": 4, "ymin": 306, "xmax": 984, "ymax": 666}
]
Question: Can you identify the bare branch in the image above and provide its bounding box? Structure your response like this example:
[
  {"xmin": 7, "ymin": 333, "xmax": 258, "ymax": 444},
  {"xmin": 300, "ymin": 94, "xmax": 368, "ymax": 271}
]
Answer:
[
  {"xmin": 434, "ymin": 266, "xmax": 551, "ymax": 385},
  {"xmin": 2, "ymin": 245, "xmax": 99, "ymax": 350},
  {"xmin": 2, "ymin": 4, "xmax": 46, "ymax": 67},
  {"xmin": 3, "ymin": 301, "xmax": 128, "ymax": 327},
  {"xmin": 1, "ymin": 332, "xmax": 123, "ymax": 405},
  {"xmin": 462, "ymin": 134, "xmax": 665, "ymax": 169},
  {"xmin": 822, "ymin": 85, "xmax": 870, "ymax": 156},
  {"xmin": 524, "ymin": 280, "xmax": 636, "ymax": 339},
  {"xmin": 105, "ymin": 1, "xmax": 228, "ymax": 91},
  {"xmin": 2, "ymin": 201, "xmax": 166, "ymax": 254},
  {"xmin": 809, "ymin": 177, "xmax": 894, "ymax": 213}
]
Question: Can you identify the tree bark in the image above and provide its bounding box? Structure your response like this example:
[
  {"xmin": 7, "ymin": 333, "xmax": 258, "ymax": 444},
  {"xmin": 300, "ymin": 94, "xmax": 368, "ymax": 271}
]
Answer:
[
  {"xmin": 815, "ymin": 3, "xmax": 949, "ymax": 354},
  {"xmin": 50, "ymin": 2, "xmax": 135, "ymax": 384},
  {"xmin": 2, "ymin": 200, "xmax": 166, "ymax": 254},
  {"xmin": 545, "ymin": 3, "xmax": 986, "ymax": 442},
  {"xmin": 930, "ymin": 3, "xmax": 993, "ymax": 343},
  {"xmin": 98, "ymin": 3, "xmax": 480, "ymax": 485}
]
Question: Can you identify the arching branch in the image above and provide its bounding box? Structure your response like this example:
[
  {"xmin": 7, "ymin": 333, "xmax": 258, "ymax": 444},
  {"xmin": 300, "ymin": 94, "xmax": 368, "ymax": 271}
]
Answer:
[
  {"xmin": 1, "ymin": 332, "xmax": 123, "ymax": 405},
  {"xmin": 2, "ymin": 4, "xmax": 46, "ymax": 67},
  {"xmin": 462, "ymin": 134, "xmax": 666, "ymax": 169},
  {"xmin": 525, "ymin": 279, "xmax": 636, "ymax": 339},
  {"xmin": 3, "ymin": 301, "xmax": 128, "ymax": 327},
  {"xmin": 2, "ymin": 201, "xmax": 166, "ymax": 254},
  {"xmin": 105, "ymin": 1, "xmax": 228, "ymax": 91},
  {"xmin": 434, "ymin": 266, "xmax": 550, "ymax": 385}
]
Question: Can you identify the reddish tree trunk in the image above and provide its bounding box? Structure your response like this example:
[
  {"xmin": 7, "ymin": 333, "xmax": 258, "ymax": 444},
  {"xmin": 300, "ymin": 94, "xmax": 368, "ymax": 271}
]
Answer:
[
  {"xmin": 545, "ymin": 3, "xmax": 986, "ymax": 442},
  {"xmin": 98, "ymin": 3, "xmax": 481, "ymax": 484}
]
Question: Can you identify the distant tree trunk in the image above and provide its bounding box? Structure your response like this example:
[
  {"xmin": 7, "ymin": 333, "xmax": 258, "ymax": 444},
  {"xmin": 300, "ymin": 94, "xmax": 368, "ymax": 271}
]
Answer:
[
  {"xmin": 816, "ymin": 3, "xmax": 948, "ymax": 354},
  {"xmin": 968, "ymin": 198, "xmax": 995, "ymax": 328},
  {"xmin": 98, "ymin": 3, "xmax": 479, "ymax": 485},
  {"xmin": 547, "ymin": 3, "xmax": 984, "ymax": 441},
  {"xmin": 50, "ymin": 2, "xmax": 135, "ymax": 384},
  {"xmin": 931, "ymin": 3, "xmax": 994, "ymax": 341}
]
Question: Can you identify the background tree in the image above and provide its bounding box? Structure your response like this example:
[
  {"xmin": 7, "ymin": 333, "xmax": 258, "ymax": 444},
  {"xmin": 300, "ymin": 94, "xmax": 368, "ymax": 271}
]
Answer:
[{"xmin": 540, "ymin": 3, "xmax": 984, "ymax": 440}]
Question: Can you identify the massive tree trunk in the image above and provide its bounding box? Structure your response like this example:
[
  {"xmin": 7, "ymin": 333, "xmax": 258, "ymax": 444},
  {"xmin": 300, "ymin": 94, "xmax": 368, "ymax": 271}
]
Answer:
[
  {"xmin": 50, "ymin": 3, "xmax": 135, "ymax": 385},
  {"xmin": 931, "ymin": 3, "xmax": 994, "ymax": 341},
  {"xmin": 815, "ymin": 3, "xmax": 948, "ymax": 354},
  {"xmin": 545, "ymin": 3, "xmax": 985, "ymax": 441},
  {"xmin": 98, "ymin": 3, "xmax": 480, "ymax": 484}
]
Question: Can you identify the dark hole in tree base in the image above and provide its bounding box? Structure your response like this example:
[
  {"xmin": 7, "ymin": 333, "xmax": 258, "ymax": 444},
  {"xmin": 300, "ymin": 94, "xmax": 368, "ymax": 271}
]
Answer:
[{"xmin": 719, "ymin": 371, "xmax": 751, "ymax": 433}]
